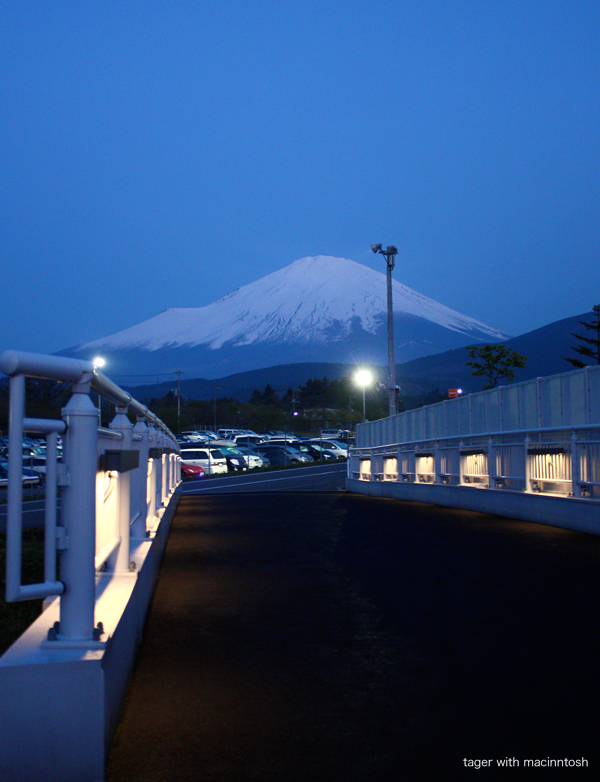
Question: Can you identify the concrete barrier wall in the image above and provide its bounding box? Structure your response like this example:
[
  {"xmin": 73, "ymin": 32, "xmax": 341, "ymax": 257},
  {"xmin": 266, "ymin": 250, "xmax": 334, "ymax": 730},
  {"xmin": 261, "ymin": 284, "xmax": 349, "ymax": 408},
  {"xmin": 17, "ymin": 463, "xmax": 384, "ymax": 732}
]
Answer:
[
  {"xmin": 347, "ymin": 478, "xmax": 600, "ymax": 536},
  {"xmin": 0, "ymin": 488, "xmax": 181, "ymax": 782}
]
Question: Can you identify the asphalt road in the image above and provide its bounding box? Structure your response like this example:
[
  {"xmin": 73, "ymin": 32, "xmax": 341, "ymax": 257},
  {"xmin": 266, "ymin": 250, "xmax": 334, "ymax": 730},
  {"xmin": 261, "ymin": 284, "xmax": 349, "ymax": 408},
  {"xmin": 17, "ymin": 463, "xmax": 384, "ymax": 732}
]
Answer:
[
  {"xmin": 106, "ymin": 491, "xmax": 600, "ymax": 780},
  {"xmin": 0, "ymin": 464, "xmax": 347, "ymax": 531},
  {"xmin": 0, "ymin": 497, "xmax": 60, "ymax": 532},
  {"xmin": 181, "ymin": 461, "xmax": 348, "ymax": 494}
]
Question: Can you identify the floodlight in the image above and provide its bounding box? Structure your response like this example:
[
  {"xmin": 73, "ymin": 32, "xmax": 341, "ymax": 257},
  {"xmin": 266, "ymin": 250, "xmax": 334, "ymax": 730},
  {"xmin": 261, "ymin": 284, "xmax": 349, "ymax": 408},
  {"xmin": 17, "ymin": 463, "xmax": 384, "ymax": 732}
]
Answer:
[
  {"xmin": 370, "ymin": 243, "xmax": 382, "ymax": 253},
  {"xmin": 355, "ymin": 369, "xmax": 373, "ymax": 386}
]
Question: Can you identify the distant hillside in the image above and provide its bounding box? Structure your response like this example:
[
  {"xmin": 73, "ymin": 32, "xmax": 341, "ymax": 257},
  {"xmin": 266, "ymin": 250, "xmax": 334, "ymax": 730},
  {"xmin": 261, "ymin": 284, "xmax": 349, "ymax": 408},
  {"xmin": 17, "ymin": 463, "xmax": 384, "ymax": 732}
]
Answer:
[
  {"xmin": 395, "ymin": 310, "xmax": 596, "ymax": 394},
  {"xmin": 125, "ymin": 311, "xmax": 596, "ymax": 403},
  {"xmin": 125, "ymin": 363, "xmax": 388, "ymax": 403}
]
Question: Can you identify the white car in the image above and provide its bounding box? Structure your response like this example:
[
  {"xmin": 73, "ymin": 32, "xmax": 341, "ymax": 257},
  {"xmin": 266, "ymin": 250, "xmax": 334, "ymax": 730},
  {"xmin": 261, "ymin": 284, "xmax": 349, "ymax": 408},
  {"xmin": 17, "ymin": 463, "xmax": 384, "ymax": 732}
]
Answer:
[
  {"xmin": 234, "ymin": 446, "xmax": 266, "ymax": 469},
  {"xmin": 0, "ymin": 460, "xmax": 40, "ymax": 487},
  {"xmin": 179, "ymin": 447, "xmax": 228, "ymax": 475},
  {"xmin": 306, "ymin": 439, "xmax": 348, "ymax": 457}
]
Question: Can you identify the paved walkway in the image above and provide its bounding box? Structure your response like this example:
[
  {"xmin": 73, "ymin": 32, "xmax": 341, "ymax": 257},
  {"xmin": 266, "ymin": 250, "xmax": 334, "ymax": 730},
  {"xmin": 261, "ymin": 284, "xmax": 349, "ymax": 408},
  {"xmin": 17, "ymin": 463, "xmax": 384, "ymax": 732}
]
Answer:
[{"xmin": 106, "ymin": 492, "xmax": 600, "ymax": 780}]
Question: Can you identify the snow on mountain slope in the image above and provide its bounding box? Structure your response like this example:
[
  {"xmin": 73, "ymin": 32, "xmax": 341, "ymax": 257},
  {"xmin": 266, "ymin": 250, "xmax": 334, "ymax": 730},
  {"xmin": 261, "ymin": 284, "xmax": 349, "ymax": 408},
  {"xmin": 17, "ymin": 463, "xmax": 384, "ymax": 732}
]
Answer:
[{"xmin": 80, "ymin": 256, "xmax": 506, "ymax": 352}]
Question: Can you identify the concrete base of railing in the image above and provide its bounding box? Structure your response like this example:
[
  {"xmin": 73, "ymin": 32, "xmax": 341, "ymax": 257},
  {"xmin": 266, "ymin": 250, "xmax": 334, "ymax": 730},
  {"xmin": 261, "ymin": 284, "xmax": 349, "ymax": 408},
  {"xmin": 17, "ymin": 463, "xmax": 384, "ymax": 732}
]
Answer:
[
  {"xmin": 346, "ymin": 478, "xmax": 600, "ymax": 536},
  {"xmin": 0, "ymin": 486, "xmax": 181, "ymax": 782}
]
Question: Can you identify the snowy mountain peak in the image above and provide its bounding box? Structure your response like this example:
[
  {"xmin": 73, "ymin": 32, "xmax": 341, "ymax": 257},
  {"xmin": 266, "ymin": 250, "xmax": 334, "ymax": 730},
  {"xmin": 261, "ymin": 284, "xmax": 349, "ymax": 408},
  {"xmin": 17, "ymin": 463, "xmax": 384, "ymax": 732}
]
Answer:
[{"xmin": 80, "ymin": 255, "xmax": 507, "ymax": 354}]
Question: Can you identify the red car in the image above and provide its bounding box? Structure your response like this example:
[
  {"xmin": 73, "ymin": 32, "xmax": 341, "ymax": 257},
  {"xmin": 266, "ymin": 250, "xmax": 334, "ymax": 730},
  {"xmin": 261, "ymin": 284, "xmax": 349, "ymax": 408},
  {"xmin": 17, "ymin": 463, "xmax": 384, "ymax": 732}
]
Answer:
[{"xmin": 180, "ymin": 463, "xmax": 205, "ymax": 480}]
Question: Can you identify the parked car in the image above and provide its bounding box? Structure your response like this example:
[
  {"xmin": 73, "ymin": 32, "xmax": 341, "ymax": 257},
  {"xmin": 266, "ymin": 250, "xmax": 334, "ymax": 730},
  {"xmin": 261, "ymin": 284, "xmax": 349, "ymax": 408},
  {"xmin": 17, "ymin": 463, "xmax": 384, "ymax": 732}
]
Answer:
[
  {"xmin": 253, "ymin": 446, "xmax": 293, "ymax": 467},
  {"xmin": 180, "ymin": 463, "xmax": 205, "ymax": 480},
  {"xmin": 259, "ymin": 430, "xmax": 295, "ymax": 439},
  {"xmin": 218, "ymin": 446, "xmax": 248, "ymax": 472},
  {"xmin": 320, "ymin": 429, "xmax": 346, "ymax": 439},
  {"xmin": 295, "ymin": 442, "xmax": 337, "ymax": 461},
  {"xmin": 255, "ymin": 445, "xmax": 313, "ymax": 465},
  {"xmin": 233, "ymin": 434, "xmax": 266, "ymax": 447},
  {"xmin": 179, "ymin": 447, "xmax": 228, "ymax": 475},
  {"xmin": 217, "ymin": 428, "xmax": 246, "ymax": 440},
  {"xmin": 192, "ymin": 430, "xmax": 220, "ymax": 440},
  {"xmin": 306, "ymin": 439, "xmax": 348, "ymax": 458},
  {"xmin": 263, "ymin": 435, "xmax": 301, "ymax": 446},
  {"xmin": 22, "ymin": 455, "xmax": 49, "ymax": 485},
  {"xmin": 234, "ymin": 445, "xmax": 270, "ymax": 469},
  {"xmin": 0, "ymin": 460, "xmax": 40, "ymax": 487}
]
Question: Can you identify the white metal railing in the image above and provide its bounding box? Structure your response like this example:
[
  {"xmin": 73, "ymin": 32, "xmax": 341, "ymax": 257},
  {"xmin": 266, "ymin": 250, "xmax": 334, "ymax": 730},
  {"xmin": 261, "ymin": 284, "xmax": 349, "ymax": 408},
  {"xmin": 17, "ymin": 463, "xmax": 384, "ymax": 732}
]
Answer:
[
  {"xmin": 349, "ymin": 424, "xmax": 600, "ymax": 501},
  {"xmin": 356, "ymin": 365, "xmax": 600, "ymax": 448},
  {"xmin": 1, "ymin": 349, "xmax": 180, "ymax": 643}
]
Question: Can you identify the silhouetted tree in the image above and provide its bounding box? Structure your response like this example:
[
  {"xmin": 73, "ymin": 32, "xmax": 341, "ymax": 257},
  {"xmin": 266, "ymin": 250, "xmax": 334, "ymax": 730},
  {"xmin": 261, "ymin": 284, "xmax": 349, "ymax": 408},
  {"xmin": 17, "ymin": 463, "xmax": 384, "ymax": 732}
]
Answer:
[
  {"xmin": 565, "ymin": 305, "xmax": 600, "ymax": 368},
  {"xmin": 466, "ymin": 344, "xmax": 527, "ymax": 390}
]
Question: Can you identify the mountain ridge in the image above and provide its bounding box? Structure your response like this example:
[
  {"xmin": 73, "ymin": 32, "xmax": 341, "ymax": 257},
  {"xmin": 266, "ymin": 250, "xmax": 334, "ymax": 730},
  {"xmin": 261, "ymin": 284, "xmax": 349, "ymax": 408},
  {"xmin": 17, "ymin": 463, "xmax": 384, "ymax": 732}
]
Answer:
[
  {"xmin": 123, "ymin": 311, "xmax": 593, "ymax": 403},
  {"xmin": 59, "ymin": 255, "xmax": 508, "ymax": 379}
]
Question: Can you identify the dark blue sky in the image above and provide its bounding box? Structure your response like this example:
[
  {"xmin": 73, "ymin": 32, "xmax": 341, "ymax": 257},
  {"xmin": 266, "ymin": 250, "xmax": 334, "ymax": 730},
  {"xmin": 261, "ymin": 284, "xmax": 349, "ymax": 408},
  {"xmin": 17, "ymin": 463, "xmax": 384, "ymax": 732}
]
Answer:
[{"xmin": 2, "ymin": 1, "xmax": 599, "ymax": 355}]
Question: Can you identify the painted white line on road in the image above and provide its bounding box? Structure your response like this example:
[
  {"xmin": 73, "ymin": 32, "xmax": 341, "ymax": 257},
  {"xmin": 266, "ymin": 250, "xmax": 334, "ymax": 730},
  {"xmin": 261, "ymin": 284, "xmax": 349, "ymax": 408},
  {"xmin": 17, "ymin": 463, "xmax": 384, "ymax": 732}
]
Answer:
[
  {"xmin": 183, "ymin": 467, "xmax": 346, "ymax": 494},
  {"xmin": 0, "ymin": 501, "xmax": 61, "ymax": 517}
]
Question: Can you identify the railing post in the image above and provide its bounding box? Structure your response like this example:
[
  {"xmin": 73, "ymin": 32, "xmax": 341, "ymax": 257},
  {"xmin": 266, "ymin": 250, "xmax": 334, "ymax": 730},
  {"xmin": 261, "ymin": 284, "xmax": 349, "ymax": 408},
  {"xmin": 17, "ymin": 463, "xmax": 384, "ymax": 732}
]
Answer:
[
  {"xmin": 488, "ymin": 437, "xmax": 496, "ymax": 489},
  {"xmin": 147, "ymin": 448, "xmax": 157, "ymax": 526},
  {"xmin": 107, "ymin": 407, "xmax": 133, "ymax": 572},
  {"xmin": 161, "ymin": 433, "xmax": 168, "ymax": 504},
  {"xmin": 434, "ymin": 442, "xmax": 442, "ymax": 484},
  {"xmin": 6, "ymin": 374, "xmax": 25, "ymax": 602},
  {"xmin": 524, "ymin": 434, "xmax": 532, "ymax": 492},
  {"xmin": 131, "ymin": 416, "xmax": 150, "ymax": 538},
  {"xmin": 59, "ymin": 373, "xmax": 99, "ymax": 640},
  {"xmin": 458, "ymin": 440, "xmax": 465, "ymax": 485},
  {"xmin": 571, "ymin": 431, "xmax": 581, "ymax": 498},
  {"xmin": 150, "ymin": 427, "xmax": 161, "ymax": 513},
  {"xmin": 168, "ymin": 448, "xmax": 176, "ymax": 493}
]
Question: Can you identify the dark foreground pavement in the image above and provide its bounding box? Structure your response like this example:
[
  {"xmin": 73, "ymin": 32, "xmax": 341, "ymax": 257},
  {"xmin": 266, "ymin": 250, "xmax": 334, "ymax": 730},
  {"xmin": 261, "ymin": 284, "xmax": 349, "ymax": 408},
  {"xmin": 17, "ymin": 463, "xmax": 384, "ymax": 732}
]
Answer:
[{"xmin": 106, "ymin": 493, "xmax": 600, "ymax": 780}]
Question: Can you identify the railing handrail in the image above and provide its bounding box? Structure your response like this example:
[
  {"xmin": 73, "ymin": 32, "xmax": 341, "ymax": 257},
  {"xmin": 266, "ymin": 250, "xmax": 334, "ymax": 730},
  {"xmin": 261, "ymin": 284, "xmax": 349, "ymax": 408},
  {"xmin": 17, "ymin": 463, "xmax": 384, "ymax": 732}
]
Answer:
[
  {"xmin": 0, "ymin": 349, "xmax": 175, "ymax": 439},
  {"xmin": 351, "ymin": 422, "xmax": 600, "ymax": 454},
  {"xmin": 1, "ymin": 349, "xmax": 181, "ymax": 643},
  {"xmin": 356, "ymin": 364, "xmax": 600, "ymax": 448}
]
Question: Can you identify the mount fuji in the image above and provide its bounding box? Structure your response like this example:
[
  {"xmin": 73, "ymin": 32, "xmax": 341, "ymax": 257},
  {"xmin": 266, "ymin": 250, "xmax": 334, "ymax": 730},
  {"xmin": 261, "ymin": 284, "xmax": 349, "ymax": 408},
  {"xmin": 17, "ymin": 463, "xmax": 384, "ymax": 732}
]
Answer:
[{"xmin": 60, "ymin": 255, "xmax": 508, "ymax": 382}]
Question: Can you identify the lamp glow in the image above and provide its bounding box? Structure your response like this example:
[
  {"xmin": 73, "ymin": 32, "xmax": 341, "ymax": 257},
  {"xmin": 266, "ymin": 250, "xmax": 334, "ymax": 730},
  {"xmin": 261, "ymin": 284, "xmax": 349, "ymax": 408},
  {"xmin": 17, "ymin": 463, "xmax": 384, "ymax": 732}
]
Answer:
[
  {"xmin": 355, "ymin": 369, "xmax": 373, "ymax": 387},
  {"xmin": 355, "ymin": 369, "xmax": 373, "ymax": 422}
]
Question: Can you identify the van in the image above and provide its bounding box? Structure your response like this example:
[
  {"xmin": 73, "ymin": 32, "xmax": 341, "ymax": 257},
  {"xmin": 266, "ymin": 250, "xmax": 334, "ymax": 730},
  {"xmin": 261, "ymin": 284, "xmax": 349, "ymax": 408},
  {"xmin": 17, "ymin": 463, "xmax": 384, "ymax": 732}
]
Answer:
[
  {"xmin": 217, "ymin": 428, "xmax": 242, "ymax": 439},
  {"xmin": 180, "ymin": 431, "xmax": 204, "ymax": 442},
  {"xmin": 233, "ymin": 434, "xmax": 265, "ymax": 446},
  {"xmin": 180, "ymin": 447, "xmax": 228, "ymax": 475},
  {"xmin": 320, "ymin": 429, "xmax": 345, "ymax": 439}
]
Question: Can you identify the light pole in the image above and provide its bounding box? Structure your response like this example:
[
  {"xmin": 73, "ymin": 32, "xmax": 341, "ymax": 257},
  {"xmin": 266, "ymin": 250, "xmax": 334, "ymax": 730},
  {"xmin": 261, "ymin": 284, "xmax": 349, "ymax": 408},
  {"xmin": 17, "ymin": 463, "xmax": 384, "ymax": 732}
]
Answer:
[
  {"xmin": 371, "ymin": 243, "xmax": 398, "ymax": 417},
  {"xmin": 174, "ymin": 370, "xmax": 183, "ymax": 433},
  {"xmin": 213, "ymin": 385, "xmax": 221, "ymax": 433},
  {"xmin": 92, "ymin": 356, "xmax": 106, "ymax": 426},
  {"xmin": 355, "ymin": 369, "xmax": 373, "ymax": 422}
]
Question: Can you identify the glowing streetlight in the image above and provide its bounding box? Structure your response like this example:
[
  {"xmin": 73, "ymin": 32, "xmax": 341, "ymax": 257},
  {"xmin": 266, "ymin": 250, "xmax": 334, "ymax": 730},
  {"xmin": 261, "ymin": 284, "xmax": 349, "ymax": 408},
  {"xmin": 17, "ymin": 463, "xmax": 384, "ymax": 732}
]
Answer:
[
  {"xmin": 355, "ymin": 369, "xmax": 373, "ymax": 422},
  {"xmin": 92, "ymin": 356, "xmax": 106, "ymax": 369}
]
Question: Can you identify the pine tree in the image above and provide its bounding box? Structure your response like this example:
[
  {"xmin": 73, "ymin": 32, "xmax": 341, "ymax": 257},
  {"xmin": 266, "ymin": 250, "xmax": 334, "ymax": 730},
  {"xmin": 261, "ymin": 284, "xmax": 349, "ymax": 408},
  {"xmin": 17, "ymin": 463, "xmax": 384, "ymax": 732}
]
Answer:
[{"xmin": 565, "ymin": 305, "xmax": 600, "ymax": 368}]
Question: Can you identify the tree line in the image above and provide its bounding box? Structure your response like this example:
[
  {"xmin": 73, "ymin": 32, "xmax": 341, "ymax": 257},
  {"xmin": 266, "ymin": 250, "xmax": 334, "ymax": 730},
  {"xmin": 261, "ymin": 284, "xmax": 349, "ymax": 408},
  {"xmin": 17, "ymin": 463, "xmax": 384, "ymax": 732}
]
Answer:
[
  {"xmin": 2, "ymin": 307, "xmax": 598, "ymax": 434},
  {"xmin": 148, "ymin": 378, "xmax": 447, "ymax": 434},
  {"xmin": 0, "ymin": 374, "xmax": 446, "ymax": 435}
]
